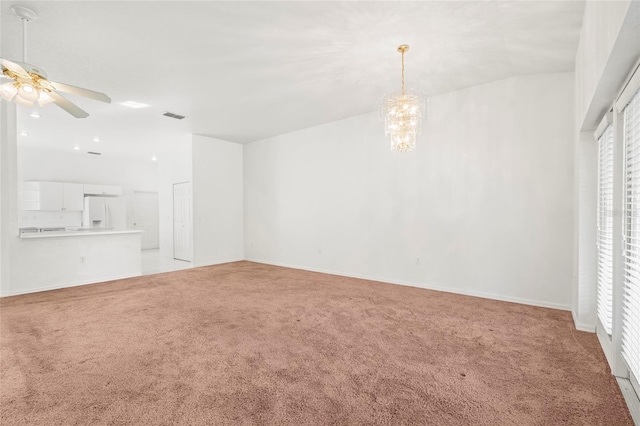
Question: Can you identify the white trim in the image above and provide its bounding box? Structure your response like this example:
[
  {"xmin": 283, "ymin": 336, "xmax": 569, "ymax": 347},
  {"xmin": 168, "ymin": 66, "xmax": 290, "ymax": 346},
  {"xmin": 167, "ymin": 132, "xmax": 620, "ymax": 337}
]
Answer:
[
  {"xmin": 597, "ymin": 319, "xmax": 614, "ymax": 369},
  {"xmin": 595, "ymin": 111, "xmax": 613, "ymax": 140},
  {"xmin": 616, "ymin": 61, "xmax": 640, "ymax": 113},
  {"xmin": 617, "ymin": 377, "xmax": 640, "ymax": 425},
  {"xmin": 572, "ymin": 309, "xmax": 597, "ymax": 332},
  {"xmin": 0, "ymin": 272, "xmax": 141, "ymax": 298},
  {"xmin": 246, "ymin": 258, "xmax": 572, "ymax": 312}
]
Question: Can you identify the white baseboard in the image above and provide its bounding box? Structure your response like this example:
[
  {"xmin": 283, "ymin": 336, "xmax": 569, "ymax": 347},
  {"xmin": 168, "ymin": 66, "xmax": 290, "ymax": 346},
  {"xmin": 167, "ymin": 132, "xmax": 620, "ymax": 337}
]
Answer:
[
  {"xmin": 193, "ymin": 257, "xmax": 244, "ymax": 268},
  {"xmin": 617, "ymin": 378, "xmax": 640, "ymax": 425},
  {"xmin": 572, "ymin": 309, "xmax": 596, "ymax": 333},
  {"xmin": 0, "ymin": 272, "xmax": 141, "ymax": 298},
  {"xmin": 244, "ymin": 258, "xmax": 572, "ymax": 312}
]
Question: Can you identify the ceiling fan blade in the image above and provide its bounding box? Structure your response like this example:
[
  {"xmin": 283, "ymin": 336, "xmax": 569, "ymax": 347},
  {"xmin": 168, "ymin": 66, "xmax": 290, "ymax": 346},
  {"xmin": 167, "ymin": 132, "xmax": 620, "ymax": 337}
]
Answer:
[
  {"xmin": 0, "ymin": 58, "xmax": 29, "ymax": 78},
  {"xmin": 49, "ymin": 80, "xmax": 111, "ymax": 103},
  {"xmin": 49, "ymin": 91, "xmax": 89, "ymax": 118}
]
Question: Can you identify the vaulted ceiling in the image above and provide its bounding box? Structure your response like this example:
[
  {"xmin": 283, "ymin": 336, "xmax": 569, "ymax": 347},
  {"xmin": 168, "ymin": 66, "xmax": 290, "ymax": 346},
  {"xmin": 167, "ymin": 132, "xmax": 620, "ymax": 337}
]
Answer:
[{"xmin": 1, "ymin": 1, "xmax": 585, "ymax": 161}]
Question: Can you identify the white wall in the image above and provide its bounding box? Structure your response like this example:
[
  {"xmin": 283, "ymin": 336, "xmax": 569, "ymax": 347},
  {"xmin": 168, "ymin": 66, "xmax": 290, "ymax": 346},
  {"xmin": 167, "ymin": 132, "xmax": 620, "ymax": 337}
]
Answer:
[
  {"xmin": 192, "ymin": 135, "xmax": 244, "ymax": 266},
  {"xmin": 574, "ymin": 131, "xmax": 598, "ymax": 331},
  {"xmin": 17, "ymin": 146, "xmax": 158, "ymax": 229},
  {"xmin": 244, "ymin": 72, "xmax": 575, "ymax": 309},
  {"xmin": 156, "ymin": 136, "xmax": 243, "ymax": 265},
  {"xmin": 0, "ymin": 101, "xmax": 18, "ymax": 295},
  {"xmin": 158, "ymin": 142, "xmax": 192, "ymax": 260}
]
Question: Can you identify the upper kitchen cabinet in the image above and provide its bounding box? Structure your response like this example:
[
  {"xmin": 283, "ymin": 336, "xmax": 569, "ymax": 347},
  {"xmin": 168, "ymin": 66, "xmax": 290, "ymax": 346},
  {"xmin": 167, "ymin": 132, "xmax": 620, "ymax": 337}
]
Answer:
[
  {"xmin": 63, "ymin": 183, "xmax": 84, "ymax": 210},
  {"xmin": 84, "ymin": 184, "xmax": 123, "ymax": 196},
  {"xmin": 22, "ymin": 182, "xmax": 84, "ymax": 211}
]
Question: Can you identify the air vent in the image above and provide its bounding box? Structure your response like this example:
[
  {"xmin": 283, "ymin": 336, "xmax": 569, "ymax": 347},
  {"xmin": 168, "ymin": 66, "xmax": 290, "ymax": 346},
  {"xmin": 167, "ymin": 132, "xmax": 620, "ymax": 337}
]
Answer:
[
  {"xmin": 87, "ymin": 151, "xmax": 102, "ymax": 155},
  {"xmin": 163, "ymin": 112, "xmax": 186, "ymax": 120}
]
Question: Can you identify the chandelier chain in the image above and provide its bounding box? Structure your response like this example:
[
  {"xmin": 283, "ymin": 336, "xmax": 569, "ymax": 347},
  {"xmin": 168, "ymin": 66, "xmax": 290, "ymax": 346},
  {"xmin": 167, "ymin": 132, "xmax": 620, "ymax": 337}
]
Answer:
[{"xmin": 401, "ymin": 50, "xmax": 405, "ymax": 96}]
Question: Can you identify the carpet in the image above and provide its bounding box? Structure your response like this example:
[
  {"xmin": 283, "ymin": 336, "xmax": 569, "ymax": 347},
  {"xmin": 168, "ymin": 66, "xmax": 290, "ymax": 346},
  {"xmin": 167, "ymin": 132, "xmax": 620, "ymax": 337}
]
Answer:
[{"xmin": 0, "ymin": 261, "xmax": 633, "ymax": 425}]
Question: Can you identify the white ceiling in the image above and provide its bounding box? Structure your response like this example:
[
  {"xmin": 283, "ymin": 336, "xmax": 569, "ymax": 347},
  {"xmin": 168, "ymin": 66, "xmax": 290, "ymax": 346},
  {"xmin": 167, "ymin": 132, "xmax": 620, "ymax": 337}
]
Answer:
[{"xmin": 1, "ymin": 1, "xmax": 585, "ymax": 162}]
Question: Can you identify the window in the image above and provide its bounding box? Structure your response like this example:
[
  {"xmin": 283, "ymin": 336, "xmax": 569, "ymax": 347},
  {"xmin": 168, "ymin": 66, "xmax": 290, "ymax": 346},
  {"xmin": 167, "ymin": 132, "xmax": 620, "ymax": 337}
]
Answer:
[
  {"xmin": 623, "ymin": 87, "xmax": 640, "ymax": 386},
  {"xmin": 597, "ymin": 123, "xmax": 614, "ymax": 335}
]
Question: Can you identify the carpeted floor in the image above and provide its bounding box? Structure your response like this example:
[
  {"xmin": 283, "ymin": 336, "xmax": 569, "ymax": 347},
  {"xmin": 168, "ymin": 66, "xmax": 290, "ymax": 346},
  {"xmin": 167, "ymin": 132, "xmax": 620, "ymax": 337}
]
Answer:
[{"xmin": 0, "ymin": 261, "xmax": 633, "ymax": 425}]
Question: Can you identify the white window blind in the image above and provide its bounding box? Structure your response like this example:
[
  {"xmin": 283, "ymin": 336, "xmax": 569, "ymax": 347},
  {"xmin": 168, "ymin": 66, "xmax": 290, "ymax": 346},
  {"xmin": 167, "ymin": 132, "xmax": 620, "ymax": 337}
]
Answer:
[
  {"xmin": 623, "ymin": 87, "xmax": 640, "ymax": 384},
  {"xmin": 597, "ymin": 123, "xmax": 614, "ymax": 335}
]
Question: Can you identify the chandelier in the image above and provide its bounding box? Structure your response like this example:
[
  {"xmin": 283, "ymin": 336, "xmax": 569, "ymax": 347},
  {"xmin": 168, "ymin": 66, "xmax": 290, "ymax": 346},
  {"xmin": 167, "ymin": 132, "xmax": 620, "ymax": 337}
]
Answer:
[{"xmin": 380, "ymin": 45, "xmax": 426, "ymax": 152}]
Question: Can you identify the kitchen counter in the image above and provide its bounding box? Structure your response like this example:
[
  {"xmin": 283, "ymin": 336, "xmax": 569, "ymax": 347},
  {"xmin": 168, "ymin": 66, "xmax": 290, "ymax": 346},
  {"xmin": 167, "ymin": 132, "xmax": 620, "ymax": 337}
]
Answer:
[{"xmin": 20, "ymin": 229, "xmax": 143, "ymax": 239}]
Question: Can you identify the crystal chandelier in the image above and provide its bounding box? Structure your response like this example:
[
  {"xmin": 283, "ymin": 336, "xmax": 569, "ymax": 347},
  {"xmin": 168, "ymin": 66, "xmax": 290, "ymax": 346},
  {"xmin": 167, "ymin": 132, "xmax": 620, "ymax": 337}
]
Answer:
[{"xmin": 380, "ymin": 45, "xmax": 426, "ymax": 152}]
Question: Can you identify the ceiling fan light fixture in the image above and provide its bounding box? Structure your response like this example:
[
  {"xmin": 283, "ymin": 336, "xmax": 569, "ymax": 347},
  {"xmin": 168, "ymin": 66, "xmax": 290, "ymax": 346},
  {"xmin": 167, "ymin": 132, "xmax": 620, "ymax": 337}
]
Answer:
[
  {"xmin": 18, "ymin": 83, "xmax": 39, "ymax": 102},
  {"xmin": 13, "ymin": 94, "xmax": 34, "ymax": 107},
  {"xmin": 37, "ymin": 91, "xmax": 54, "ymax": 106},
  {"xmin": 0, "ymin": 6, "xmax": 110, "ymax": 118},
  {"xmin": 0, "ymin": 82, "xmax": 18, "ymax": 101}
]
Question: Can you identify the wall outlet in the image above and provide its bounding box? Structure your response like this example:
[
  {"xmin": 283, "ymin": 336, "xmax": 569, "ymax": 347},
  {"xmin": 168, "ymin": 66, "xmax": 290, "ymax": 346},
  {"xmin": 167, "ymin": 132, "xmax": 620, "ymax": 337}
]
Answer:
[
  {"xmin": 80, "ymin": 256, "xmax": 85, "ymax": 263},
  {"xmin": 415, "ymin": 257, "xmax": 421, "ymax": 265},
  {"xmin": 318, "ymin": 249, "xmax": 322, "ymax": 255}
]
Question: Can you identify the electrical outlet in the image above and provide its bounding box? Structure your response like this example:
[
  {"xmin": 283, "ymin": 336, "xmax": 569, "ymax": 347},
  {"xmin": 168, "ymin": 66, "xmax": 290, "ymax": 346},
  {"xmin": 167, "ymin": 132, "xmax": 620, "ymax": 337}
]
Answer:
[
  {"xmin": 80, "ymin": 256, "xmax": 85, "ymax": 264},
  {"xmin": 415, "ymin": 257, "xmax": 420, "ymax": 265},
  {"xmin": 318, "ymin": 249, "xmax": 322, "ymax": 255}
]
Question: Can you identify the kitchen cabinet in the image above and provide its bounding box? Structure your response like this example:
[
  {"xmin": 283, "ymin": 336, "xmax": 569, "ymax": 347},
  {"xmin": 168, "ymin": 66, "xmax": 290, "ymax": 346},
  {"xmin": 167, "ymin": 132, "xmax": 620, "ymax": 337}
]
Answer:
[
  {"xmin": 84, "ymin": 184, "xmax": 123, "ymax": 196},
  {"xmin": 22, "ymin": 182, "xmax": 84, "ymax": 211},
  {"xmin": 63, "ymin": 183, "xmax": 84, "ymax": 210}
]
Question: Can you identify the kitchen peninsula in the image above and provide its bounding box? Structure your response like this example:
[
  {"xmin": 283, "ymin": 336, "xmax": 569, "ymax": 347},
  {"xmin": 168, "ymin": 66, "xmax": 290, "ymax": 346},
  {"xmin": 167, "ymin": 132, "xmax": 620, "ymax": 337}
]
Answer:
[{"xmin": 5, "ymin": 229, "xmax": 143, "ymax": 297}]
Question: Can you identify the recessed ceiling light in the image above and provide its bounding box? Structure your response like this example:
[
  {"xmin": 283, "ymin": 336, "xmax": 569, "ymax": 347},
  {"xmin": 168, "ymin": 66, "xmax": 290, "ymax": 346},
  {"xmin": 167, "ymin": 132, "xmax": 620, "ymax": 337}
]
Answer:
[
  {"xmin": 19, "ymin": 131, "xmax": 28, "ymax": 136},
  {"xmin": 74, "ymin": 145, "xmax": 80, "ymax": 150},
  {"xmin": 30, "ymin": 112, "xmax": 40, "ymax": 118},
  {"xmin": 151, "ymin": 155, "xmax": 157, "ymax": 162},
  {"xmin": 93, "ymin": 137, "xmax": 100, "ymax": 142},
  {"xmin": 120, "ymin": 100, "xmax": 150, "ymax": 109}
]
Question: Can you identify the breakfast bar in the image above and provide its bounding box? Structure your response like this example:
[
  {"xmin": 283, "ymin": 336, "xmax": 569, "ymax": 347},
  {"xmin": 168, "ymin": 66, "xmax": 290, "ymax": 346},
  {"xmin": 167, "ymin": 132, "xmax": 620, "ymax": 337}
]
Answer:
[{"xmin": 5, "ymin": 229, "xmax": 143, "ymax": 297}]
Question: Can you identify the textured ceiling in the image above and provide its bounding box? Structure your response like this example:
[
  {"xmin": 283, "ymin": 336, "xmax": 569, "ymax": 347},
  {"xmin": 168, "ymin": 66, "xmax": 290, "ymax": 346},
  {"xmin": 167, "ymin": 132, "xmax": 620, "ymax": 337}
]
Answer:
[{"xmin": 1, "ymin": 1, "xmax": 585, "ymax": 161}]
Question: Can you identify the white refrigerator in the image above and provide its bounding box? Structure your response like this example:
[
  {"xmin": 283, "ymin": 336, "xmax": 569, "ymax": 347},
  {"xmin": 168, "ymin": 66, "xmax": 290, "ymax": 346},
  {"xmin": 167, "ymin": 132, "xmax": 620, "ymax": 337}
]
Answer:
[{"xmin": 83, "ymin": 196, "xmax": 127, "ymax": 229}]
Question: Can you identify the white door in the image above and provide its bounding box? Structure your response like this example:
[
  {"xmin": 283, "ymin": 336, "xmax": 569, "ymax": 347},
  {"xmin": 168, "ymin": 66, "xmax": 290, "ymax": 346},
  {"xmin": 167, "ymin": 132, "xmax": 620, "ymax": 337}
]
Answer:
[
  {"xmin": 173, "ymin": 182, "xmax": 192, "ymax": 261},
  {"xmin": 133, "ymin": 192, "xmax": 159, "ymax": 249}
]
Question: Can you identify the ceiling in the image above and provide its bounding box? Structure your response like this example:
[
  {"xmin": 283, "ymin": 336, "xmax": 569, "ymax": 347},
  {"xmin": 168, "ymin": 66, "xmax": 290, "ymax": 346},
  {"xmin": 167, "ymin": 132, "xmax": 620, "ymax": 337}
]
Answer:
[{"xmin": 1, "ymin": 1, "xmax": 585, "ymax": 162}]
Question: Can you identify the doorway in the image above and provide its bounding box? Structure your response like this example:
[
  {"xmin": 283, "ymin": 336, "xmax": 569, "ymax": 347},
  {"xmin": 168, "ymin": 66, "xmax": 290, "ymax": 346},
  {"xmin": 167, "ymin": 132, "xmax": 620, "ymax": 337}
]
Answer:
[
  {"xmin": 133, "ymin": 191, "xmax": 160, "ymax": 250},
  {"xmin": 173, "ymin": 182, "xmax": 192, "ymax": 261}
]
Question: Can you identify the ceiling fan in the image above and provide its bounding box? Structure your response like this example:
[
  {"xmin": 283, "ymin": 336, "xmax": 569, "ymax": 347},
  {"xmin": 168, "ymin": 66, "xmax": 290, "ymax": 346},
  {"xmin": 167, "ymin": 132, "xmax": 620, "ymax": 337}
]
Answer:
[{"xmin": 0, "ymin": 5, "xmax": 110, "ymax": 118}]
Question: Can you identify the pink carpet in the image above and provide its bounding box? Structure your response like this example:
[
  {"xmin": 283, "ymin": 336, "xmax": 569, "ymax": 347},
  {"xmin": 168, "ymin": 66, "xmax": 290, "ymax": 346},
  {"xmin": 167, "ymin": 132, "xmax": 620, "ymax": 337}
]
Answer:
[{"xmin": 0, "ymin": 261, "xmax": 633, "ymax": 424}]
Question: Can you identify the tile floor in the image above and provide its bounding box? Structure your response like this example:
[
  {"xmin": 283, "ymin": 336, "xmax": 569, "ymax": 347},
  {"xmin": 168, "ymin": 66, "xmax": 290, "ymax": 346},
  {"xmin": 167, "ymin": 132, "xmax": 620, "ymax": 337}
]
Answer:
[{"xmin": 141, "ymin": 249, "xmax": 192, "ymax": 275}]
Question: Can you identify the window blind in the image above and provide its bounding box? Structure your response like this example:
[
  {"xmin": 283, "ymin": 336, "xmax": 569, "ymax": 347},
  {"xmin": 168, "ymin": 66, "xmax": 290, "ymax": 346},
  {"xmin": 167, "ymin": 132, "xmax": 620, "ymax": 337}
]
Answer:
[
  {"xmin": 597, "ymin": 123, "xmax": 614, "ymax": 335},
  {"xmin": 623, "ymin": 87, "xmax": 640, "ymax": 385}
]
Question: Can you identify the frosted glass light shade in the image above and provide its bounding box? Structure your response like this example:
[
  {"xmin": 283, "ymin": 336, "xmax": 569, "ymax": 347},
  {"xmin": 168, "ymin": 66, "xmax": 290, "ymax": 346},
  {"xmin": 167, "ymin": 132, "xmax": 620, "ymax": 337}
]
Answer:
[
  {"xmin": 18, "ymin": 84, "xmax": 39, "ymax": 101},
  {"xmin": 37, "ymin": 91, "xmax": 54, "ymax": 106},
  {"xmin": 0, "ymin": 82, "xmax": 18, "ymax": 101},
  {"xmin": 13, "ymin": 94, "xmax": 34, "ymax": 106}
]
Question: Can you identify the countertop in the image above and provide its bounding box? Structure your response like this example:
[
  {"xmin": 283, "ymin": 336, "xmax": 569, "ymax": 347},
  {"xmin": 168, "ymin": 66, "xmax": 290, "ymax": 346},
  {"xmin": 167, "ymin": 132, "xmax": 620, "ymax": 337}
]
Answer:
[{"xmin": 19, "ymin": 229, "xmax": 144, "ymax": 239}]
